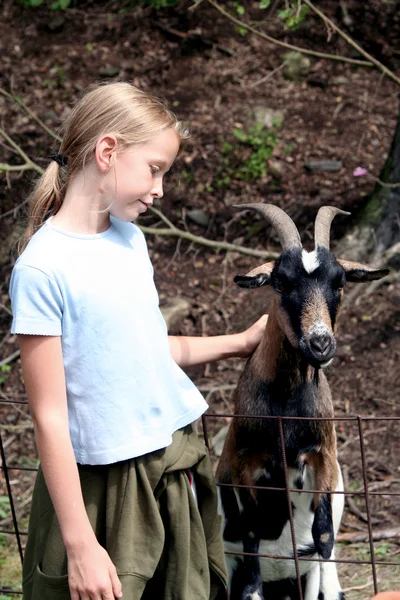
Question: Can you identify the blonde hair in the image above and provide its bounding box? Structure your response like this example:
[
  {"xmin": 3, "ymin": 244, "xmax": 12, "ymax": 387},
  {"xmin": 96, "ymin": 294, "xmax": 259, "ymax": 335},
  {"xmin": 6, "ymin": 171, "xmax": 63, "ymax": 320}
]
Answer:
[{"xmin": 21, "ymin": 82, "xmax": 188, "ymax": 250}]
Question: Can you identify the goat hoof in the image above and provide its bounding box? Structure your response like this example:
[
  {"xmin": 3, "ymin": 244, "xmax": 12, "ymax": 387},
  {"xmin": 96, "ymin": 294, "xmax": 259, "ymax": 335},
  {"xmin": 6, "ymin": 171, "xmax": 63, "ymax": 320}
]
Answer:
[{"xmin": 318, "ymin": 591, "xmax": 346, "ymax": 600}]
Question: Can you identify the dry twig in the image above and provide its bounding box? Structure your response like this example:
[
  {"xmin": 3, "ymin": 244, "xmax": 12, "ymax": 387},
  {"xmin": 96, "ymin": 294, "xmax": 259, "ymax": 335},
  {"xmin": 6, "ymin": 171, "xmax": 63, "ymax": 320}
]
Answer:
[
  {"xmin": 303, "ymin": 0, "xmax": 400, "ymax": 86},
  {"xmin": 337, "ymin": 527, "xmax": 400, "ymax": 543},
  {"xmin": 206, "ymin": 0, "xmax": 372, "ymax": 67}
]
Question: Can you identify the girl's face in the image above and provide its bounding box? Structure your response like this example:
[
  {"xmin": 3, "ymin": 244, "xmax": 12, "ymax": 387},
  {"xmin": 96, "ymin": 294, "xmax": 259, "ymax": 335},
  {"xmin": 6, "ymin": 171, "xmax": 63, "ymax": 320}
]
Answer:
[{"xmin": 103, "ymin": 127, "xmax": 180, "ymax": 222}]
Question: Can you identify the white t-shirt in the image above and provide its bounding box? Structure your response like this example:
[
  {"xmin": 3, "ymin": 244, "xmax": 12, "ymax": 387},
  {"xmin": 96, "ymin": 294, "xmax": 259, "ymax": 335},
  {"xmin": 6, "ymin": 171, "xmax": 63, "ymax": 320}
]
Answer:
[{"xmin": 10, "ymin": 217, "xmax": 208, "ymax": 465}]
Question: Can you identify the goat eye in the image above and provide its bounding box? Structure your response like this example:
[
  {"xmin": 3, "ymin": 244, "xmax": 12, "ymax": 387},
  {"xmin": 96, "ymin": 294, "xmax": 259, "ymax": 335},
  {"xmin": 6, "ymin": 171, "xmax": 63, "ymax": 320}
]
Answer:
[{"xmin": 275, "ymin": 281, "xmax": 292, "ymax": 294}]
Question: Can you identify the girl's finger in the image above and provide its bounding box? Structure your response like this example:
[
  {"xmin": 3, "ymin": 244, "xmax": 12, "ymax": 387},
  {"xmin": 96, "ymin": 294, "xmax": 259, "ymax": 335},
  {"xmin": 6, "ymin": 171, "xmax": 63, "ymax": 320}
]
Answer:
[
  {"xmin": 101, "ymin": 588, "xmax": 118, "ymax": 600},
  {"xmin": 109, "ymin": 566, "xmax": 123, "ymax": 598}
]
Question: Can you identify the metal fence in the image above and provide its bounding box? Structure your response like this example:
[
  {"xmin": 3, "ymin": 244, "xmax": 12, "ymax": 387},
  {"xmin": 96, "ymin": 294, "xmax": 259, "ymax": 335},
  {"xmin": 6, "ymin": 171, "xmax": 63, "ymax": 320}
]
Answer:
[{"xmin": 1, "ymin": 394, "xmax": 399, "ymax": 598}]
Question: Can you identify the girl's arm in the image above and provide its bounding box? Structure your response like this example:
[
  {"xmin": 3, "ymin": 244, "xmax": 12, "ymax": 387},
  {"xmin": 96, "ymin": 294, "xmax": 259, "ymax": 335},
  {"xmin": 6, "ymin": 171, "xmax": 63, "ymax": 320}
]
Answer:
[
  {"xmin": 168, "ymin": 313, "xmax": 268, "ymax": 368},
  {"xmin": 19, "ymin": 335, "xmax": 122, "ymax": 600}
]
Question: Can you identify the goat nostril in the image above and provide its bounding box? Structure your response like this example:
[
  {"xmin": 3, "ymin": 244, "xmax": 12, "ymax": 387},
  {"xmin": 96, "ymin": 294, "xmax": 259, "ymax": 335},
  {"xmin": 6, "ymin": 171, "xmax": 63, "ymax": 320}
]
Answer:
[{"xmin": 310, "ymin": 335, "xmax": 331, "ymax": 356}]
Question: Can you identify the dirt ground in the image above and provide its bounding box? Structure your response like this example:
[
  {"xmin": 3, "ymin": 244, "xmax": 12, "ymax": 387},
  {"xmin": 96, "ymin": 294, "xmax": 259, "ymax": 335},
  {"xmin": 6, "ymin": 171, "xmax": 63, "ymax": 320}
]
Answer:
[{"xmin": 0, "ymin": 0, "xmax": 399, "ymax": 597}]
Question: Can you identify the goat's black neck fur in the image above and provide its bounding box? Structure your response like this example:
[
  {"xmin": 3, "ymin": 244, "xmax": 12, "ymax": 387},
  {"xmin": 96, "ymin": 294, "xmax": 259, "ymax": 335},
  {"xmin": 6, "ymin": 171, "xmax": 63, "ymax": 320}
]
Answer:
[{"xmin": 232, "ymin": 307, "xmax": 332, "ymax": 465}]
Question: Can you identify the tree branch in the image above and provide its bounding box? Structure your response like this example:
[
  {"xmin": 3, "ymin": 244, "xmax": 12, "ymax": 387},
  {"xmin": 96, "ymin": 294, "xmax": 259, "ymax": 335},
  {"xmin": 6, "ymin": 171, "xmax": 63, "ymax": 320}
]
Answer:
[
  {"xmin": 337, "ymin": 527, "xmax": 400, "ymax": 543},
  {"xmin": 0, "ymin": 128, "xmax": 43, "ymax": 175},
  {"xmin": 139, "ymin": 225, "xmax": 278, "ymax": 260},
  {"xmin": 206, "ymin": 0, "xmax": 373, "ymax": 67},
  {"xmin": 303, "ymin": 0, "xmax": 400, "ymax": 86},
  {"xmin": 0, "ymin": 87, "xmax": 62, "ymax": 142},
  {"xmin": 0, "ymin": 349, "xmax": 20, "ymax": 369}
]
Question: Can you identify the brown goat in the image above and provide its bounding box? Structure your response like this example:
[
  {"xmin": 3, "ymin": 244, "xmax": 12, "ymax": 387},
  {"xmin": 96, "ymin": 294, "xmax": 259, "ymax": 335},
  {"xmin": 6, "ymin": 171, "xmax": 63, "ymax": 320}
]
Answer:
[{"xmin": 216, "ymin": 203, "xmax": 389, "ymax": 600}]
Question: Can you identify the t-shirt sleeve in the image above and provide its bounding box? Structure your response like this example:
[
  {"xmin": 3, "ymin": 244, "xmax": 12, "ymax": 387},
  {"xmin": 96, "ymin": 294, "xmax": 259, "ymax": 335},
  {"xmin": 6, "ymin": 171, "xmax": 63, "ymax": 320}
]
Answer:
[{"xmin": 9, "ymin": 264, "xmax": 63, "ymax": 336}]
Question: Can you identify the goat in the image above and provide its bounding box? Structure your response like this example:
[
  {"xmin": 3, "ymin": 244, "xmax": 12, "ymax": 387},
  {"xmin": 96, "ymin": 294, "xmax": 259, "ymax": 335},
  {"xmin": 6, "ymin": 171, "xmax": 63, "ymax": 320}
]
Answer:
[{"xmin": 216, "ymin": 204, "xmax": 389, "ymax": 600}]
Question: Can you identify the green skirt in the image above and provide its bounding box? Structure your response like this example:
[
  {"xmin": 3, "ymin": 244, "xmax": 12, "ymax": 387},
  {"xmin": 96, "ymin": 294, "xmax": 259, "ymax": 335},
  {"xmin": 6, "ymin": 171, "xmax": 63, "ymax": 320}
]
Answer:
[{"xmin": 22, "ymin": 425, "xmax": 228, "ymax": 600}]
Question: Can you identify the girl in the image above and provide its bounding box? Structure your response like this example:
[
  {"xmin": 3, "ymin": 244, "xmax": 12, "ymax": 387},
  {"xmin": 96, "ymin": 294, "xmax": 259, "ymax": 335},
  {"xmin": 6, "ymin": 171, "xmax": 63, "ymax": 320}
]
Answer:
[{"xmin": 9, "ymin": 82, "xmax": 267, "ymax": 600}]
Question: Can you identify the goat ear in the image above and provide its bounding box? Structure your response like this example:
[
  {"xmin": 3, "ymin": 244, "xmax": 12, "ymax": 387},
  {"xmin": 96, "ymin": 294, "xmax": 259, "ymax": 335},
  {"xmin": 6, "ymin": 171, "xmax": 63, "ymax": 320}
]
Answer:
[
  {"xmin": 234, "ymin": 261, "xmax": 274, "ymax": 288},
  {"xmin": 234, "ymin": 273, "xmax": 271, "ymax": 288},
  {"xmin": 337, "ymin": 259, "xmax": 390, "ymax": 282}
]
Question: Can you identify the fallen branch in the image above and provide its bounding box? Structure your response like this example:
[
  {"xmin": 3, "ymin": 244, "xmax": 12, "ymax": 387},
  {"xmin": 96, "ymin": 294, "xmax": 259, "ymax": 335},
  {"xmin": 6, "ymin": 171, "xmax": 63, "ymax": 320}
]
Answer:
[
  {"xmin": 0, "ymin": 200, "xmax": 28, "ymax": 221},
  {"xmin": 342, "ymin": 465, "xmax": 380, "ymax": 525},
  {"xmin": 140, "ymin": 224, "xmax": 278, "ymax": 260},
  {"xmin": 303, "ymin": 0, "xmax": 400, "ymax": 86},
  {"xmin": 368, "ymin": 478, "xmax": 400, "ymax": 492},
  {"xmin": 0, "ymin": 128, "xmax": 43, "ymax": 176},
  {"xmin": 342, "ymin": 271, "xmax": 399, "ymax": 309},
  {"xmin": 0, "ymin": 422, "xmax": 33, "ymax": 432},
  {"xmin": 337, "ymin": 527, "xmax": 400, "ymax": 543},
  {"xmin": 249, "ymin": 62, "xmax": 286, "ymax": 88},
  {"xmin": 343, "ymin": 578, "xmax": 375, "ymax": 593},
  {"xmin": 0, "ymin": 349, "xmax": 20, "ymax": 368},
  {"xmin": 0, "ymin": 87, "xmax": 61, "ymax": 142},
  {"xmin": 206, "ymin": 0, "xmax": 372, "ymax": 67}
]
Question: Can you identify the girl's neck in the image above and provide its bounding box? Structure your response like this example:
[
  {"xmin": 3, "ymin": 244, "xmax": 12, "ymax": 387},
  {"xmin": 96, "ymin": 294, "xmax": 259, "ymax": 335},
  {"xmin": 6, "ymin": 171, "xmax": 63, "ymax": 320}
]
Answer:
[{"xmin": 51, "ymin": 163, "xmax": 110, "ymax": 235}]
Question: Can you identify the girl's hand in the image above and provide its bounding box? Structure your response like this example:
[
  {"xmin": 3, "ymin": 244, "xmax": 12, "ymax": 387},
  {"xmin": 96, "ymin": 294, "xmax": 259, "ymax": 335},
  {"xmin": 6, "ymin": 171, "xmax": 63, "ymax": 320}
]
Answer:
[
  {"xmin": 67, "ymin": 538, "xmax": 123, "ymax": 600},
  {"xmin": 237, "ymin": 314, "xmax": 268, "ymax": 358}
]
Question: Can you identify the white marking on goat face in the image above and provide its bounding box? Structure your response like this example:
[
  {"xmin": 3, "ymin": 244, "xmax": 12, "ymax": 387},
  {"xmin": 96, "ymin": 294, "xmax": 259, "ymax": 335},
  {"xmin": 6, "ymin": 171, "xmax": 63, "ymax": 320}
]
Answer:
[
  {"xmin": 309, "ymin": 319, "xmax": 330, "ymax": 338},
  {"xmin": 302, "ymin": 249, "xmax": 320, "ymax": 274}
]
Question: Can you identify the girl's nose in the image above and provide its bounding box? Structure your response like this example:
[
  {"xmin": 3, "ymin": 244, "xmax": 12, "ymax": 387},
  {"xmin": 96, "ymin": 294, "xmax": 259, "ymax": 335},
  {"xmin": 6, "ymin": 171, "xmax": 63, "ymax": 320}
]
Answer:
[{"xmin": 152, "ymin": 180, "xmax": 163, "ymax": 199}]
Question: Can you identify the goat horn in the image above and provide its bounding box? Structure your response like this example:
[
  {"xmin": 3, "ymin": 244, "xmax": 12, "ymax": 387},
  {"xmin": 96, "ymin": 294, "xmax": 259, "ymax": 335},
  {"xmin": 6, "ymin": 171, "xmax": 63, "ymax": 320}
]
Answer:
[
  {"xmin": 233, "ymin": 203, "xmax": 302, "ymax": 250},
  {"xmin": 314, "ymin": 206, "xmax": 351, "ymax": 249}
]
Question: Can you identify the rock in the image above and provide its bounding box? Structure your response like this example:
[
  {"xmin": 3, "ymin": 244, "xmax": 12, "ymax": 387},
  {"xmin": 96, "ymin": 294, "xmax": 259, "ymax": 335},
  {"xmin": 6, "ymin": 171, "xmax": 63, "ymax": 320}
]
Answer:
[
  {"xmin": 187, "ymin": 209, "xmax": 210, "ymax": 227},
  {"xmin": 43, "ymin": 110, "xmax": 59, "ymax": 120},
  {"xmin": 268, "ymin": 159, "xmax": 285, "ymax": 179},
  {"xmin": 99, "ymin": 65, "xmax": 120, "ymax": 78},
  {"xmin": 331, "ymin": 76, "xmax": 350, "ymax": 86},
  {"xmin": 211, "ymin": 425, "xmax": 229, "ymax": 457},
  {"xmin": 283, "ymin": 51, "xmax": 311, "ymax": 81},
  {"xmin": 160, "ymin": 298, "xmax": 191, "ymax": 330},
  {"xmin": 307, "ymin": 77, "xmax": 328, "ymax": 89},
  {"xmin": 47, "ymin": 15, "xmax": 65, "ymax": 32},
  {"xmin": 319, "ymin": 188, "xmax": 335, "ymax": 201},
  {"xmin": 253, "ymin": 106, "xmax": 285, "ymax": 128},
  {"xmin": 304, "ymin": 160, "xmax": 343, "ymax": 172}
]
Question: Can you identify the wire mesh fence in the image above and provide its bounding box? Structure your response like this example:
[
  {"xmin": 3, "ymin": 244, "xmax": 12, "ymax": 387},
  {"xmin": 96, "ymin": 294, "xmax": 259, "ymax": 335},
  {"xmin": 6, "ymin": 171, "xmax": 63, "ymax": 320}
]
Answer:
[
  {"xmin": 1, "ymin": 394, "xmax": 399, "ymax": 598},
  {"xmin": 202, "ymin": 411, "xmax": 400, "ymax": 600}
]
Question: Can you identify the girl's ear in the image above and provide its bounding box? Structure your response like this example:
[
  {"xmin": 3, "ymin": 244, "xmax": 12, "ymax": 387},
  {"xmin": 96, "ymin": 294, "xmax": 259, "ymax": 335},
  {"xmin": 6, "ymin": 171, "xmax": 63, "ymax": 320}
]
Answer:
[{"xmin": 96, "ymin": 135, "xmax": 118, "ymax": 173}]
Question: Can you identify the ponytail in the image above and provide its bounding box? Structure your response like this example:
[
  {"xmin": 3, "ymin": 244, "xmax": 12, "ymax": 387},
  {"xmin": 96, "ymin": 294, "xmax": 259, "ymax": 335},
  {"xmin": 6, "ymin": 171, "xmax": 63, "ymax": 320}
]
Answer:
[{"xmin": 20, "ymin": 160, "xmax": 66, "ymax": 252}]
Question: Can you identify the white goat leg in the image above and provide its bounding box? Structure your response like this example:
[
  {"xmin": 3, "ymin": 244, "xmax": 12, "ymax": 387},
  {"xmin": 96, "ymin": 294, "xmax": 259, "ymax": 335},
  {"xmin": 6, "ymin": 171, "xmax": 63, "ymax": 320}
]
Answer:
[
  {"xmin": 319, "ymin": 549, "xmax": 344, "ymax": 600},
  {"xmin": 304, "ymin": 561, "xmax": 320, "ymax": 600}
]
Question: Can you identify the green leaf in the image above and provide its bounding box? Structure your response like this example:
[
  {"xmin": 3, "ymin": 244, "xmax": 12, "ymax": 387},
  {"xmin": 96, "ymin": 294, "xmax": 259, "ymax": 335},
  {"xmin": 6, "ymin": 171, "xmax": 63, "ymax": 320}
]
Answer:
[
  {"xmin": 259, "ymin": 0, "xmax": 271, "ymax": 8},
  {"xmin": 277, "ymin": 8, "xmax": 291, "ymax": 19}
]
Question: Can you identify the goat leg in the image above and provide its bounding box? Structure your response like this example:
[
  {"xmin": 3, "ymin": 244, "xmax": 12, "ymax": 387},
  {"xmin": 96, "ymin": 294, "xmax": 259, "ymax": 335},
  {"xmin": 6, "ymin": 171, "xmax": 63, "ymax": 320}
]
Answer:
[{"xmin": 240, "ymin": 534, "xmax": 264, "ymax": 600}]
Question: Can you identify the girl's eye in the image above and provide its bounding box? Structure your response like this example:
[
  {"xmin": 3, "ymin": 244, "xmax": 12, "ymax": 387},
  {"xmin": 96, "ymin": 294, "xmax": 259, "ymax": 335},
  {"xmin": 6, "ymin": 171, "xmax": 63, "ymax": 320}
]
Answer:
[{"xmin": 150, "ymin": 165, "xmax": 159, "ymax": 174}]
